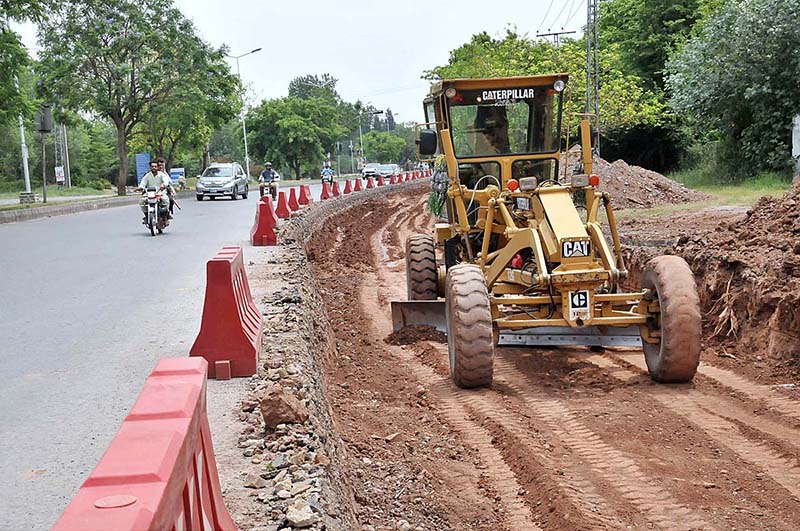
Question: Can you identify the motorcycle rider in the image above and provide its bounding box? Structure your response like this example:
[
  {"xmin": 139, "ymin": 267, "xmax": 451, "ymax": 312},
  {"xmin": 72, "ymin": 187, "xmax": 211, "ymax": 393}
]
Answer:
[
  {"xmin": 321, "ymin": 164, "xmax": 334, "ymax": 183},
  {"xmin": 139, "ymin": 160, "xmax": 170, "ymax": 223},
  {"xmin": 155, "ymin": 157, "xmax": 175, "ymax": 218},
  {"xmin": 259, "ymin": 162, "xmax": 281, "ymax": 198}
]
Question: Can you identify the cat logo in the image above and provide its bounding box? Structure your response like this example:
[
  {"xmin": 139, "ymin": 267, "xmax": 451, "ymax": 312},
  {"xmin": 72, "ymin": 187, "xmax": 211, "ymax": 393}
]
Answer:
[{"xmin": 562, "ymin": 240, "xmax": 591, "ymax": 258}]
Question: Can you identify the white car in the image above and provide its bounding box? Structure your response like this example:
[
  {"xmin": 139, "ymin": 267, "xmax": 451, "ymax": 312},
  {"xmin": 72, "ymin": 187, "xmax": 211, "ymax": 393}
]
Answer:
[
  {"xmin": 196, "ymin": 162, "xmax": 249, "ymax": 201},
  {"xmin": 361, "ymin": 163, "xmax": 380, "ymax": 179}
]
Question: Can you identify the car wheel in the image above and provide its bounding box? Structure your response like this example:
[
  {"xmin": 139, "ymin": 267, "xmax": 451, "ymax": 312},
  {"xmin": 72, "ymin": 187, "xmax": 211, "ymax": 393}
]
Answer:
[
  {"xmin": 242, "ymin": 184, "xmax": 249, "ymax": 199},
  {"xmin": 230, "ymin": 186, "xmax": 238, "ymax": 200}
]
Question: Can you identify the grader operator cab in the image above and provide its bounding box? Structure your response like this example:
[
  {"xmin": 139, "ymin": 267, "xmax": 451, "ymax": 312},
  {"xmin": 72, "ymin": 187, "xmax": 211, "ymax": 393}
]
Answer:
[{"xmin": 392, "ymin": 74, "xmax": 702, "ymax": 389}]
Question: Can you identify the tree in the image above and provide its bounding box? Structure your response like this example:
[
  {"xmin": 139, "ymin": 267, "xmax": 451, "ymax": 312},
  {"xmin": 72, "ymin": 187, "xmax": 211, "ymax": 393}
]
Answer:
[
  {"xmin": 37, "ymin": 0, "xmax": 231, "ymax": 194},
  {"xmin": 139, "ymin": 43, "xmax": 240, "ymax": 171},
  {"xmin": 385, "ymin": 108, "xmax": 396, "ymax": 131},
  {"xmin": 667, "ymin": 0, "xmax": 800, "ymax": 175},
  {"xmin": 247, "ymin": 96, "xmax": 344, "ymax": 179},
  {"xmin": 288, "ymin": 73, "xmax": 340, "ymax": 106},
  {"xmin": 0, "ymin": 0, "xmax": 50, "ymax": 125},
  {"xmin": 424, "ymin": 30, "xmax": 665, "ymax": 136},
  {"xmin": 362, "ymin": 131, "xmax": 406, "ymax": 164}
]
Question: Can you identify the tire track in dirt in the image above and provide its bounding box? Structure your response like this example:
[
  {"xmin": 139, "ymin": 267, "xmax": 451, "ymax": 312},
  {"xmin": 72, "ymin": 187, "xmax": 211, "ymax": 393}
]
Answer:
[
  {"xmin": 490, "ymin": 355, "xmax": 714, "ymax": 531},
  {"xmin": 365, "ymin": 235, "xmax": 543, "ymax": 530},
  {"xmin": 590, "ymin": 354, "xmax": 800, "ymax": 502}
]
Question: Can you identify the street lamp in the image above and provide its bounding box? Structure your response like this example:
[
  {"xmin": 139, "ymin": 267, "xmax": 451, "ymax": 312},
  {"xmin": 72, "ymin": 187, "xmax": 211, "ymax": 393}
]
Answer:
[
  {"xmin": 227, "ymin": 47, "xmax": 262, "ymax": 179},
  {"xmin": 359, "ymin": 109, "xmax": 383, "ymax": 164}
]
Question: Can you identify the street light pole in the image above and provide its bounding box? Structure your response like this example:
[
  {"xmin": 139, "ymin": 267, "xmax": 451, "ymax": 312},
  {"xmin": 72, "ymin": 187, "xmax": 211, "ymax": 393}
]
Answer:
[{"xmin": 228, "ymin": 47, "xmax": 262, "ymax": 179}]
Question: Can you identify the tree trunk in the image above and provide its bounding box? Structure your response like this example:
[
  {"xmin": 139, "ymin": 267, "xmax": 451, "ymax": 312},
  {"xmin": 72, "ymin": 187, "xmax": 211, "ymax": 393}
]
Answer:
[
  {"xmin": 114, "ymin": 120, "xmax": 128, "ymax": 196},
  {"xmin": 202, "ymin": 143, "xmax": 210, "ymax": 172},
  {"xmin": 293, "ymin": 161, "xmax": 301, "ymax": 180}
]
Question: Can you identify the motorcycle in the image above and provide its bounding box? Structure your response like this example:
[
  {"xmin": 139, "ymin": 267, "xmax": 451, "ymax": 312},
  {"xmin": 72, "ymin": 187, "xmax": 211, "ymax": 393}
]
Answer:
[
  {"xmin": 143, "ymin": 187, "xmax": 170, "ymax": 236},
  {"xmin": 259, "ymin": 180, "xmax": 279, "ymax": 201},
  {"xmin": 321, "ymin": 169, "xmax": 334, "ymax": 184}
]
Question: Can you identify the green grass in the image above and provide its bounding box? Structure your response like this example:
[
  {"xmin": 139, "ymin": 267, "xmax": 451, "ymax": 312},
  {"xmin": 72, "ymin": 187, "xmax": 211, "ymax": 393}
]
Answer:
[
  {"xmin": 615, "ymin": 169, "xmax": 793, "ymax": 219},
  {"xmin": 0, "ymin": 185, "xmax": 114, "ymax": 200}
]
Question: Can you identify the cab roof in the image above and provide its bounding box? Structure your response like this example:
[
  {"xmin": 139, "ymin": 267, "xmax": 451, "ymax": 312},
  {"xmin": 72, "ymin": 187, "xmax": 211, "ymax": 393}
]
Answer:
[{"xmin": 429, "ymin": 73, "xmax": 569, "ymax": 97}]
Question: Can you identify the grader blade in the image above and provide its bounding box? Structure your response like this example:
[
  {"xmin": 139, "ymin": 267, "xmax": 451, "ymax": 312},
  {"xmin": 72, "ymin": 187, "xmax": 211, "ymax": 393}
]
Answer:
[
  {"xmin": 390, "ymin": 300, "xmax": 446, "ymax": 332},
  {"xmin": 498, "ymin": 326, "xmax": 642, "ymax": 347}
]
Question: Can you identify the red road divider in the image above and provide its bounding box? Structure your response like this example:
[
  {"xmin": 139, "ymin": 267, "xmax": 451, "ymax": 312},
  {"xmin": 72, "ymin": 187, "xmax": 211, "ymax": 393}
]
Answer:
[
  {"xmin": 378, "ymin": 176, "xmax": 385, "ymax": 186},
  {"xmin": 389, "ymin": 175, "xmax": 396, "ymax": 185},
  {"xmin": 52, "ymin": 357, "xmax": 237, "ymax": 531},
  {"xmin": 190, "ymin": 246, "xmax": 261, "ymax": 379},
  {"xmin": 366, "ymin": 177, "xmax": 375, "ymax": 189},
  {"xmin": 332, "ymin": 181, "xmax": 341, "ymax": 197},
  {"xmin": 275, "ymin": 192, "xmax": 291, "ymax": 219},
  {"xmin": 298, "ymin": 185, "xmax": 312, "ymax": 206},
  {"xmin": 303, "ymin": 185, "xmax": 314, "ymax": 204},
  {"xmin": 343, "ymin": 180, "xmax": 352, "ymax": 194},
  {"xmin": 354, "ymin": 178, "xmax": 363, "ymax": 192},
  {"xmin": 251, "ymin": 197, "xmax": 278, "ymax": 246},
  {"xmin": 288, "ymin": 188, "xmax": 300, "ymax": 211},
  {"xmin": 320, "ymin": 183, "xmax": 332, "ymax": 200}
]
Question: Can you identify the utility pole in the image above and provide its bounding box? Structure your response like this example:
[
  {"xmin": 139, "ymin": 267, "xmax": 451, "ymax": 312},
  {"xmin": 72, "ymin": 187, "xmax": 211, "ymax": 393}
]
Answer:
[
  {"xmin": 536, "ymin": 29, "xmax": 576, "ymax": 47},
  {"xmin": 63, "ymin": 125, "xmax": 72, "ymax": 188},
  {"xmin": 586, "ymin": 0, "xmax": 600, "ymax": 156}
]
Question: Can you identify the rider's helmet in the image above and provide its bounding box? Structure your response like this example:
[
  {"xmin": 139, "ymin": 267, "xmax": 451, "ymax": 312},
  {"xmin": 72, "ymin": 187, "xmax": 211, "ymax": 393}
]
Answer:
[{"xmin": 265, "ymin": 162, "xmax": 273, "ymax": 169}]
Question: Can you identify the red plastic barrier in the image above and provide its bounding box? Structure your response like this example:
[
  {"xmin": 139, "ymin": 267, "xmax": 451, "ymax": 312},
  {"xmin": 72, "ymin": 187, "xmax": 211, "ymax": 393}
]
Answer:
[
  {"xmin": 320, "ymin": 182, "xmax": 332, "ymax": 200},
  {"xmin": 288, "ymin": 187, "xmax": 300, "ymax": 211},
  {"xmin": 250, "ymin": 197, "xmax": 278, "ymax": 246},
  {"xmin": 303, "ymin": 185, "xmax": 314, "ymax": 204},
  {"xmin": 343, "ymin": 179, "xmax": 352, "ymax": 194},
  {"xmin": 52, "ymin": 357, "xmax": 237, "ymax": 531},
  {"xmin": 389, "ymin": 175, "xmax": 396, "ymax": 185},
  {"xmin": 298, "ymin": 185, "xmax": 312, "ymax": 206},
  {"xmin": 332, "ymin": 181, "xmax": 341, "ymax": 197},
  {"xmin": 366, "ymin": 177, "xmax": 375, "ymax": 189},
  {"xmin": 190, "ymin": 246, "xmax": 261, "ymax": 378},
  {"xmin": 275, "ymin": 191, "xmax": 291, "ymax": 219},
  {"xmin": 377, "ymin": 176, "xmax": 385, "ymax": 186},
  {"xmin": 354, "ymin": 178, "xmax": 363, "ymax": 192}
]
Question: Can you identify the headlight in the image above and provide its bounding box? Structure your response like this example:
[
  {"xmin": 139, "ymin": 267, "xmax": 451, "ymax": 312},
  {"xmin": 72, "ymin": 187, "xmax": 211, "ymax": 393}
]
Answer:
[
  {"xmin": 196, "ymin": 183, "xmax": 205, "ymax": 190},
  {"xmin": 571, "ymin": 174, "xmax": 589, "ymax": 187},
  {"xmin": 554, "ymin": 79, "xmax": 566, "ymax": 92},
  {"xmin": 519, "ymin": 177, "xmax": 538, "ymax": 191},
  {"xmin": 222, "ymin": 180, "xmax": 234, "ymax": 189}
]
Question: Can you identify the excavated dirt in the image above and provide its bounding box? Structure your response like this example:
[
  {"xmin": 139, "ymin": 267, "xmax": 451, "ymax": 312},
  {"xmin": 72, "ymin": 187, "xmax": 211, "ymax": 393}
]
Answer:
[
  {"xmin": 385, "ymin": 325, "xmax": 447, "ymax": 346},
  {"xmin": 300, "ymin": 185, "xmax": 800, "ymax": 530},
  {"xmin": 563, "ymin": 148, "xmax": 709, "ymax": 209},
  {"xmin": 622, "ymin": 183, "xmax": 800, "ymax": 384}
]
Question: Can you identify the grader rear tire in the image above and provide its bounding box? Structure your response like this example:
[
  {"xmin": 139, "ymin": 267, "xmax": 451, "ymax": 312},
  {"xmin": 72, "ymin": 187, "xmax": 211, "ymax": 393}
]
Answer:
[
  {"xmin": 446, "ymin": 264, "xmax": 494, "ymax": 388},
  {"xmin": 640, "ymin": 255, "xmax": 702, "ymax": 383},
  {"xmin": 406, "ymin": 234, "xmax": 438, "ymax": 300}
]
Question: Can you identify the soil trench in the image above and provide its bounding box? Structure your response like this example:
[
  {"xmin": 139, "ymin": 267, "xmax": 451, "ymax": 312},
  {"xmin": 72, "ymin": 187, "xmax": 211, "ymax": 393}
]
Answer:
[{"xmin": 306, "ymin": 187, "xmax": 800, "ymax": 530}]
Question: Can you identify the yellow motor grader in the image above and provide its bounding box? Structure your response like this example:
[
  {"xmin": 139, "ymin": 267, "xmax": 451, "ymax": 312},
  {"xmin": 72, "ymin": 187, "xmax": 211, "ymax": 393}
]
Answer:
[{"xmin": 392, "ymin": 74, "xmax": 701, "ymax": 388}]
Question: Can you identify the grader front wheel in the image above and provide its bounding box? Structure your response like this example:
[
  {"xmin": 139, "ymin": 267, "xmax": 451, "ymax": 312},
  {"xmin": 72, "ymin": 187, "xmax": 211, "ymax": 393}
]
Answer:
[
  {"xmin": 446, "ymin": 264, "xmax": 495, "ymax": 388},
  {"xmin": 406, "ymin": 234, "xmax": 438, "ymax": 300},
  {"xmin": 640, "ymin": 255, "xmax": 702, "ymax": 383}
]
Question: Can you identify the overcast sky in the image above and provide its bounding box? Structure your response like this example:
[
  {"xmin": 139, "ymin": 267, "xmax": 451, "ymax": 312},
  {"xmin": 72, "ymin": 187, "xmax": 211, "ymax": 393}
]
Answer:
[{"xmin": 15, "ymin": 0, "xmax": 587, "ymax": 123}]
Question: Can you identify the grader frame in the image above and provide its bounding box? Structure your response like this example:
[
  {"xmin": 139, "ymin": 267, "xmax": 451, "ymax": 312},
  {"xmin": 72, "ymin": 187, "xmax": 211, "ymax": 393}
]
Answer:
[{"xmin": 394, "ymin": 74, "xmax": 702, "ymax": 388}]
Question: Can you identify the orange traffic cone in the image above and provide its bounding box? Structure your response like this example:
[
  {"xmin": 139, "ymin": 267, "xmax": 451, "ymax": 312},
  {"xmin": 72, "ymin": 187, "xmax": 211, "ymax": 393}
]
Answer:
[
  {"xmin": 332, "ymin": 181, "xmax": 341, "ymax": 197},
  {"xmin": 354, "ymin": 178, "xmax": 363, "ymax": 192},
  {"xmin": 299, "ymin": 185, "xmax": 312, "ymax": 205},
  {"xmin": 343, "ymin": 180, "xmax": 352, "ymax": 194},
  {"xmin": 275, "ymin": 191, "xmax": 291, "ymax": 219},
  {"xmin": 288, "ymin": 187, "xmax": 300, "ymax": 211},
  {"xmin": 321, "ymin": 183, "xmax": 332, "ymax": 200}
]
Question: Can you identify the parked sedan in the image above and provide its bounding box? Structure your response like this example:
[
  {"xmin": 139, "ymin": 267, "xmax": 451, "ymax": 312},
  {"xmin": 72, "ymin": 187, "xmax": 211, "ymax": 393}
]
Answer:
[{"xmin": 196, "ymin": 162, "xmax": 249, "ymax": 200}]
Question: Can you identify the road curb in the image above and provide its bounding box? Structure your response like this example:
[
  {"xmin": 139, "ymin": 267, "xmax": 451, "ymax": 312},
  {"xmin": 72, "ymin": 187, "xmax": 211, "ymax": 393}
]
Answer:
[{"xmin": 0, "ymin": 191, "xmax": 196, "ymax": 225}]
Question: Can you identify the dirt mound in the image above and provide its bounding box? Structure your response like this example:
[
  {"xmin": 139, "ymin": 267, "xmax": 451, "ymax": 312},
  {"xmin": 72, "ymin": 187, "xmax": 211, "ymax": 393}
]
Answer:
[
  {"xmin": 563, "ymin": 148, "xmax": 709, "ymax": 209},
  {"xmin": 385, "ymin": 325, "xmax": 447, "ymax": 345},
  {"xmin": 623, "ymin": 183, "xmax": 800, "ymax": 381}
]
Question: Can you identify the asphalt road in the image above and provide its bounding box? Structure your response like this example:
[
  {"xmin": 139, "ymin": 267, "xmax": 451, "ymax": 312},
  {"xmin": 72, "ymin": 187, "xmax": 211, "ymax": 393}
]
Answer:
[{"xmin": 0, "ymin": 182, "xmax": 325, "ymax": 529}]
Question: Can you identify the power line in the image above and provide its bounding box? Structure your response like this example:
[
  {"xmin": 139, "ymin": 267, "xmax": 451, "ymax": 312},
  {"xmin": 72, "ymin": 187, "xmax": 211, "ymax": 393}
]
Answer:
[
  {"xmin": 536, "ymin": 0, "xmax": 556, "ymax": 33},
  {"xmin": 564, "ymin": 0, "xmax": 585, "ymax": 29},
  {"xmin": 545, "ymin": 0, "xmax": 573, "ymax": 33}
]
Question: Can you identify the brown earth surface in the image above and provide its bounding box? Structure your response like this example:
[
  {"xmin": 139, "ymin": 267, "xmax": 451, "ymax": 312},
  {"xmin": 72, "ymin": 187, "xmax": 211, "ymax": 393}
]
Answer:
[
  {"xmin": 300, "ymin": 186, "xmax": 800, "ymax": 530},
  {"xmin": 563, "ymin": 148, "xmax": 710, "ymax": 209}
]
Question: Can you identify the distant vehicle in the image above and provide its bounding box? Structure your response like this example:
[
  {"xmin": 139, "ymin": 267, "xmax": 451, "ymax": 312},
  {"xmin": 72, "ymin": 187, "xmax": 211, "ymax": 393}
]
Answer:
[
  {"xmin": 196, "ymin": 162, "xmax": 249, "ymax": 201},
  {"xmin": 376, "ymin": 164, "xmax": 400, "ymax": 178},
  {"xmin": 361, "ymin": 163, "xmax": 380, "ymax": 179},
  {"xmin": 321, "ymin": 167, "xmax": 335, "ymax": 184}
]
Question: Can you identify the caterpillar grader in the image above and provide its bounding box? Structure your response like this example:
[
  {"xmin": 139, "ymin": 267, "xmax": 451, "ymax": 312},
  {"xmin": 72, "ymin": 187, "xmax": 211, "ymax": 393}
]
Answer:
[{"xmin": 392, "ymin": 74, "xmax": 702, "ymax": 388}]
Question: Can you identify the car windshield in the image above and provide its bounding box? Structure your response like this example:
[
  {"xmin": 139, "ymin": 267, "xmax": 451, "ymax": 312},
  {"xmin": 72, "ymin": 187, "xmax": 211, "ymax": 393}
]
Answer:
[
  {"xmin": 378, "ymin": 165, "xmax": 394, "ymax": 171},
  {"xmin": 448, "ymin": 86, "xmax": 562, "ymax": 158},
  {"xmin": 365, "ymin": 163, "xmax": 380, "ymax": 169},
  {"xmin": 202, "ymin": 166, "xmax": 232, "ymax": 178}
]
